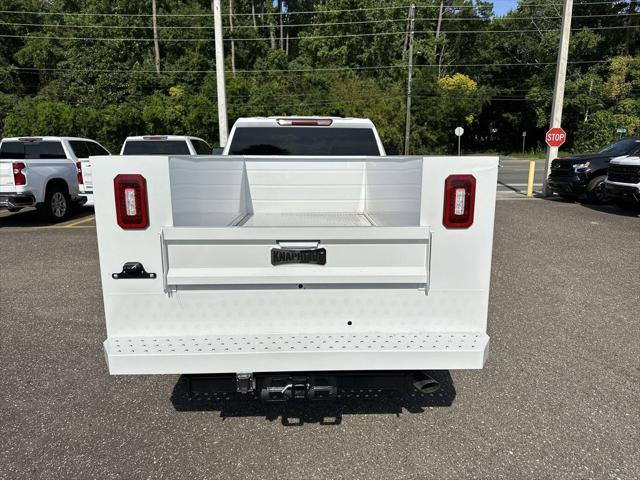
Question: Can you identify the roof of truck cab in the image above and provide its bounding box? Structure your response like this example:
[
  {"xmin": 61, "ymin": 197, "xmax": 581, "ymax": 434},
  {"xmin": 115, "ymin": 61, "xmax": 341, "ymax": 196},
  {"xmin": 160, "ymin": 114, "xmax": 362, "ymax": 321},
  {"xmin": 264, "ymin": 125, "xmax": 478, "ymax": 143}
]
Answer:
[
  {"xmin": 1, "ymin": 136, "xmax": 101, "ymax": 142},
  {"xmin": 123, "ymin": 135, "xmax": 207, "ymax": 141},
  {"xmin": 232, "ymin": 117, "xmax": 376, "ymax": 128}
]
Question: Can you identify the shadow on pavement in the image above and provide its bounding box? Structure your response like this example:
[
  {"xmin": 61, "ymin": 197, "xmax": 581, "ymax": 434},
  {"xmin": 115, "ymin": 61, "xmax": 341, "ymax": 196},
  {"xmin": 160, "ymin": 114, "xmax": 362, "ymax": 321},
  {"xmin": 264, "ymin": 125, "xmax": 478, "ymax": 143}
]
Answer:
[
  {"xmin": 170, "ymin": 370, "xmax": 456, "ymax": 425},
  {"xmin": 497, "ymin": 180, "xmax": 526, "ymax": 195},
  {"xmin": 580, "ymin": 202, "xmax": 640, "ymax": 218},
  {"xmin": 0, "ymin": 207, "xmax": 94, "ymax": 228},
  {"xmin": 542, "ymin": 195, "xmax": 640, "ymax": 218}
]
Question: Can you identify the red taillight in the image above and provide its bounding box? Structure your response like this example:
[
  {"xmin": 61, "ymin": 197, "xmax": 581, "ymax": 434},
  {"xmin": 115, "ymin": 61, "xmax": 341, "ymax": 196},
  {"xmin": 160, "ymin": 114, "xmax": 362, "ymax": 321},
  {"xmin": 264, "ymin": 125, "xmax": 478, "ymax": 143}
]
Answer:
[
  {"xmin": 443, "ymin": 174, "xmax": 476, "ymax": 229},
  {"xmin": 114, "ymin": 174, "xmax": 149, "ymax": 229},
  {"xmin": 76, "ymin": 161, "xmax": 84, "ymax": 185},
  {"xmin": 12, "ymin": 162, "xmax": 26, "ymax": 186}
]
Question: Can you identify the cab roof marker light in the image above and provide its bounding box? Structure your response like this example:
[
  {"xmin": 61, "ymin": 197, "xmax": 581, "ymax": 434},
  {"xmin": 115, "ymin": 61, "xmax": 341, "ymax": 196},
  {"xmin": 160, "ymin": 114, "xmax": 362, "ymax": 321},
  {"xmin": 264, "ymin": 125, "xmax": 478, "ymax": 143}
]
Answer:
[{"xmin": 276, "ymin": 118, "xmax": 333, "ymax": 126}]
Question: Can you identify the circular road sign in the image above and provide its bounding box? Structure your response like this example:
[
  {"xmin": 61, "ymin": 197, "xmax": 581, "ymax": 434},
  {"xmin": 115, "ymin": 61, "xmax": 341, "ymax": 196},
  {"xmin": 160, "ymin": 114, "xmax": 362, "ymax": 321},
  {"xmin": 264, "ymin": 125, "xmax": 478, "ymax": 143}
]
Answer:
[
  {"xmin": 546, "ymin": 127, "xmax": 566, "ymax": 147},
  {"xmin": 455, "ymin": 126, "xmax": 464, "ymax": 137}
]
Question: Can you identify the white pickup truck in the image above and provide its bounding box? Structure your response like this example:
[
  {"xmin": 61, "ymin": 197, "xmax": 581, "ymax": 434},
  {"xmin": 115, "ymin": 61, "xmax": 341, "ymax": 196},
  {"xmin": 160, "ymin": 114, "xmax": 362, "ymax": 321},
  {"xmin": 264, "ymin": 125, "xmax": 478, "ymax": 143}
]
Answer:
[
  {"xmin": 605, "ymin": 155, "xmax": 640, "ymax": 208},
  {"xmin": 77, "ymin": 136, "xmax": 212, "ymax": 207},
  {"xmin": 0, "ymin": 136, "xmax": 108, "ymax": 220},
  {"xmin": 120, "ymin": 135, "xmax": 212, "ymax": 155},
  {"xmin": 93, "ymin": 117, "xmax": 498, "ymax": 400},
  {"xmin": 223, "ymin": 116, "xmax": 386, "ymax": 155}
]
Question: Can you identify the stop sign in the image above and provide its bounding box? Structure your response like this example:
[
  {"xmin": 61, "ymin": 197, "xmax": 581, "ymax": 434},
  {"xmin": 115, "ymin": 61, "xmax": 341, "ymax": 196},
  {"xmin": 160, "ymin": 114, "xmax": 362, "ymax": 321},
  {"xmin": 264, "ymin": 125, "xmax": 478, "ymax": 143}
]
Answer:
[{"xmin": 546, "ymin": 127, "xmax": 566, "ymax": 147}]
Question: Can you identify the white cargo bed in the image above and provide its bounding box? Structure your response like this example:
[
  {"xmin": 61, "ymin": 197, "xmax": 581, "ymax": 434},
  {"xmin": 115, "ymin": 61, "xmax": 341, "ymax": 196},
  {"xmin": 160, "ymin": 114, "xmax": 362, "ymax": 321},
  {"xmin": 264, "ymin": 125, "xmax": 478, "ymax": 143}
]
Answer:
[
  {"xmin": 239, "ymin": 212, "xmax": 374, "ymax": 227},
  {"xmin": 92, "ymin": 154, "xmax": 498, "ymax": 375}
]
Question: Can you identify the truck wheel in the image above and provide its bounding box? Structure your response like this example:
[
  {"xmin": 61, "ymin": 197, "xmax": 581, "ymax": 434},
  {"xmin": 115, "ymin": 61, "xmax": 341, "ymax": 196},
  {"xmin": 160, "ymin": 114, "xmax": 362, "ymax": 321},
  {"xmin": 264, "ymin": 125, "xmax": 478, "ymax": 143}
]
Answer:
[
  {"xmin": 39, "ymin": 184, "xmax": 71, "ymax": 222},
  {"xmin": 586, "ymin": 175, "xmax": 608, "ymax": 204}
]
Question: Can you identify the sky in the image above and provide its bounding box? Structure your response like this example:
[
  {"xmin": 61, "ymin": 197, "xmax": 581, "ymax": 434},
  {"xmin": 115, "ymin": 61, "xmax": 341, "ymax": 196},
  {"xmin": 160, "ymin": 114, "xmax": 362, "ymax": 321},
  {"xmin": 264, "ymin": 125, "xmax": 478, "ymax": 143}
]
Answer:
[
  {"xmin": 493, "ymin": 0, "xmax": 519, "ymax": 17},
  {"xmin": 272, "ymin": 1, "xmax": 521, "ymax": 18}
]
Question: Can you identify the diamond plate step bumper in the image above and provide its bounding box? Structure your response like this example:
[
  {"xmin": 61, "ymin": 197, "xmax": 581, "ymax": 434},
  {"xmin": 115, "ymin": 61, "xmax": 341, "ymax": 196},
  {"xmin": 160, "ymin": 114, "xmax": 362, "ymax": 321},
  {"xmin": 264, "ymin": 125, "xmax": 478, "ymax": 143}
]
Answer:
[{"xmin": 104, "ymin": 332, "xmax": 489, "ymax": 374}]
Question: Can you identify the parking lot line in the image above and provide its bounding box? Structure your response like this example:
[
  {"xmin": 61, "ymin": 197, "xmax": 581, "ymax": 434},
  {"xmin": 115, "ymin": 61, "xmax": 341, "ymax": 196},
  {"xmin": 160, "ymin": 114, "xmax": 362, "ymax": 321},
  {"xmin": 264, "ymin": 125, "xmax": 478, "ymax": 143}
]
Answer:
[{"xmin": 62, "ymin": 215, "xmax": 96, "ymax": 228}]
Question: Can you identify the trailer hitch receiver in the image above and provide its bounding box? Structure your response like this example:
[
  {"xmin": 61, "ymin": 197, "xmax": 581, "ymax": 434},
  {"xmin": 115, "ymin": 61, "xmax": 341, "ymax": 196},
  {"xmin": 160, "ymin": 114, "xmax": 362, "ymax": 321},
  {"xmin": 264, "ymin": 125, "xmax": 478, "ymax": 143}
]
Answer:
[
  {"xmin": 236, "ymin": 373, "xmax": 255, "ymax": 394},
  {"xmin": 260, "ymin": 375, "xmax": 337, "ymax": 402}
]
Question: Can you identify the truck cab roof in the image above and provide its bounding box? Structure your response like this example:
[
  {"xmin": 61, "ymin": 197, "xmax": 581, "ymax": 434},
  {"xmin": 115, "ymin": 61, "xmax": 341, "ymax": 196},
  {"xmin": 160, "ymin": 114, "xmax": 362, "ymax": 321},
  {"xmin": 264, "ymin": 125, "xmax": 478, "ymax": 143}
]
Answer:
[
  {"xmin": 231, "ymin": 117, "xmax": 377, "ymax": 128},
  {"xmin": 120, "ymin": 135, "xmax": 211, "ymax": 155},
  {"xmin": 2, "ymin": 136, "xmax": 100, "ymax": 142},
  {"xmin": 123, "ymin": 135, "xmax": 206, "ymax": 141},
  {"xmin": 224, "ymin": 116, "xmax": 386, "ymax": 156}
]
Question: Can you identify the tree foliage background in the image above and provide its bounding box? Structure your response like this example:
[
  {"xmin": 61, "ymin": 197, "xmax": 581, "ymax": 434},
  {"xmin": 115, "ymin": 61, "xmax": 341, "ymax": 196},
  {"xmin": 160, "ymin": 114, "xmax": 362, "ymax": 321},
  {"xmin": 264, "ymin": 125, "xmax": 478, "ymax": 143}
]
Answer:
[{"xmin": 0, "ymin": 0, "xmax": 638, "ymax": 153}]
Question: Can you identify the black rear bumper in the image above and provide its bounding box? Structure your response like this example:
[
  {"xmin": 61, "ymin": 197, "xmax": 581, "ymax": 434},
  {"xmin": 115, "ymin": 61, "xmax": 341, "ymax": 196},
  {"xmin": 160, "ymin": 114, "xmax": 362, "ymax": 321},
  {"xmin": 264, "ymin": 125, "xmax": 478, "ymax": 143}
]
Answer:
[
  {"xmin": 605, "ymin": 182, "xmax": 640, "ymax": 204},
  {"xmin": 181, "ymin": 371, "xmax": 443, "ymax": 402},
  {"xmin": 0, "ymin": 192, "xmax": 36, "ymax": 209}
]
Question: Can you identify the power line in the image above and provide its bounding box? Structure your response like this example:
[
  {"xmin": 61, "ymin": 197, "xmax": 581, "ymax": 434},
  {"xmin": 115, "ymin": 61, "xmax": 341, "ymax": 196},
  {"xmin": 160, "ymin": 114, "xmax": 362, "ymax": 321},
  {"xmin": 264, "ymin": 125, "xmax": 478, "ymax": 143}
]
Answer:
[
  {"xmin": 2, "ymin": 14, "xmax": 638, "ymax": 31},
  {"xmin": 0, "ymin": 5, "xmax": 411, "ymax": 18},
  {"xmin": 232, "ymin": 25, "xmax": 639, "ymax": 41},
  {"xmin": 0, "ymin": 2, "xmax": 627, "ymax": 18},
  {"xmin": 2, "ymin": 60, "xmax": 610, "ymax": 76},
  {"xmin": 0, "ymin": 25, "xmax": 635, "ymax": 43}
]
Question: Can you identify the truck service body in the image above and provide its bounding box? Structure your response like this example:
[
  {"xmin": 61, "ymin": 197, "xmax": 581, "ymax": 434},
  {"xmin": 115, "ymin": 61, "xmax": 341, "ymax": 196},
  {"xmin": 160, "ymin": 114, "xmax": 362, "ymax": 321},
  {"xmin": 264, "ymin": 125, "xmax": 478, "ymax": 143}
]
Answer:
[{"xmin": 94, "ymin": 118, "xmax": 498, "ymax": 399}]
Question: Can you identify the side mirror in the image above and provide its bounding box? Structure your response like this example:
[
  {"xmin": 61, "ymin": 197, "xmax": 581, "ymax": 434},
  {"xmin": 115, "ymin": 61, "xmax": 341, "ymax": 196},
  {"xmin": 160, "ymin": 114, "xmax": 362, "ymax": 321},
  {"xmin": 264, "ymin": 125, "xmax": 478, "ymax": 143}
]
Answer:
[{"xmin": 211, "ymin": 147, "xmax": 224, "ymax": 155}]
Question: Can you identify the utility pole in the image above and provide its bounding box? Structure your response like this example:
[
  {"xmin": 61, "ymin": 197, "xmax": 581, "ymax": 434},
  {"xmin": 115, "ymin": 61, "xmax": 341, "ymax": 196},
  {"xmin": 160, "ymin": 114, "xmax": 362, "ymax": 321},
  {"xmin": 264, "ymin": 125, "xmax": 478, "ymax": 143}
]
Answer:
[
  {"xmin": 152, "ymin": 0, "xmax": 161, "ymax": 74},
  {"xmin": 403, "ymin": 8, "xmax": 410, "ymax": 55},
  {"xmin": 251, "ymin": 0, "xmax": 257, "ymax": 29},
  {"xmin": 625, "ymin": 0, "xmax": 638, "ymax": 55},
  {"xmin": 229, "ymin": 0, "xmax": 236, "ymax": 75},
  {"xmin": 278, "ymin": 0, "xmax": 284, "ymax": 50},
  {"xmin": 403, "ymin": 4, "xmax": 416, "ymax": 156},
  {"xmin": 542, "ymin": 0, "xmax": 573, "ymax": 197},
  {"xmin": 434, "ymin": 0, "xmax": 444, "ymax": 77},
  {"xmin": 212, "ymin": 0, "xmax": 229, "ymax": 147}
]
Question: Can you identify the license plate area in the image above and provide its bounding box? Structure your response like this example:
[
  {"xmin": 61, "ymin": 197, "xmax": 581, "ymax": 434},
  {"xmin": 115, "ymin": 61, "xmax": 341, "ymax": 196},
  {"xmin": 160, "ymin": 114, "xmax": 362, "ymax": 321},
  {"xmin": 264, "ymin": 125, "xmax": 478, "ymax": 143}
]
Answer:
[{"xmin": 271, "ymin": 248, "xmax": 326, "ymax": 266}]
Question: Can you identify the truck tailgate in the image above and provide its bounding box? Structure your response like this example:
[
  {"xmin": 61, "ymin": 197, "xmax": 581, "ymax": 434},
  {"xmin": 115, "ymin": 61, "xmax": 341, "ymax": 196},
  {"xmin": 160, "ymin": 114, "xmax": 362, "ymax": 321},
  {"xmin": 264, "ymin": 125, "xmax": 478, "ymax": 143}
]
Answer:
[
  {"xmin": 79, "ymin": 159, "xmax": 93, "ymax": 192},
  {"xmin": 162, "ymin": 225, "xmax": 430, "ymax": 287},
  {"xmin": 0, "ymin": 161, "xmax": 15, "ymax": 192}
]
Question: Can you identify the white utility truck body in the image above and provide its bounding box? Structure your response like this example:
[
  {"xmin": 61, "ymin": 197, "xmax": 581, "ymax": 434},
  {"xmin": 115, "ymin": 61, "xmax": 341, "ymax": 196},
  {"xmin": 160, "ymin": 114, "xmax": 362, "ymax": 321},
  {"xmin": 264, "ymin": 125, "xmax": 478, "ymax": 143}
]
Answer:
[{"xmin": 94, "ymin": 149, "xmax": 498, "ymax": 390}]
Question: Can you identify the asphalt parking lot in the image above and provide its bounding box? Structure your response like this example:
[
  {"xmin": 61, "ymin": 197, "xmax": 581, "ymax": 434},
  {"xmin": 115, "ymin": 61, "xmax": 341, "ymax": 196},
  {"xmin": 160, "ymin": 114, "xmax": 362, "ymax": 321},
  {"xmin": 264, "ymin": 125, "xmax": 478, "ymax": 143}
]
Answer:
[{"xmin": 0, "ymin": 199, "xmax": 638, "ymax": 480}]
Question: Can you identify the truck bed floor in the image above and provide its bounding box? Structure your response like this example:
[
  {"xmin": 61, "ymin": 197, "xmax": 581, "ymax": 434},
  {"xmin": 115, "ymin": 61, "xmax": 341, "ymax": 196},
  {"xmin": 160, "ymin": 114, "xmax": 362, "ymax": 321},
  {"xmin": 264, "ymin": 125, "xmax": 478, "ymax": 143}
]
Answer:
[{"xmin": 239, "ymin": 212, "xmax": 374, "ymax": 227}]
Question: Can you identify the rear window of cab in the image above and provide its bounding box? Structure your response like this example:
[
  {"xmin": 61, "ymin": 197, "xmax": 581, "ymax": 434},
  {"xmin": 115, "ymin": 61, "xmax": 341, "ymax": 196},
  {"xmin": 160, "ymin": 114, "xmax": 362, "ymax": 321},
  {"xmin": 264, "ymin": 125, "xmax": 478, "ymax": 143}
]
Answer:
[
  {"xmin": 227, "ymin": 127, "xmax": 381, "ymax": 156},
  {"xmin": 0, "ymin": 140, "xmax": 66, "ymax": 159},
  {"xmin": 122, "ymin": 140, "xmax": 191, "ymax": 155}
]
